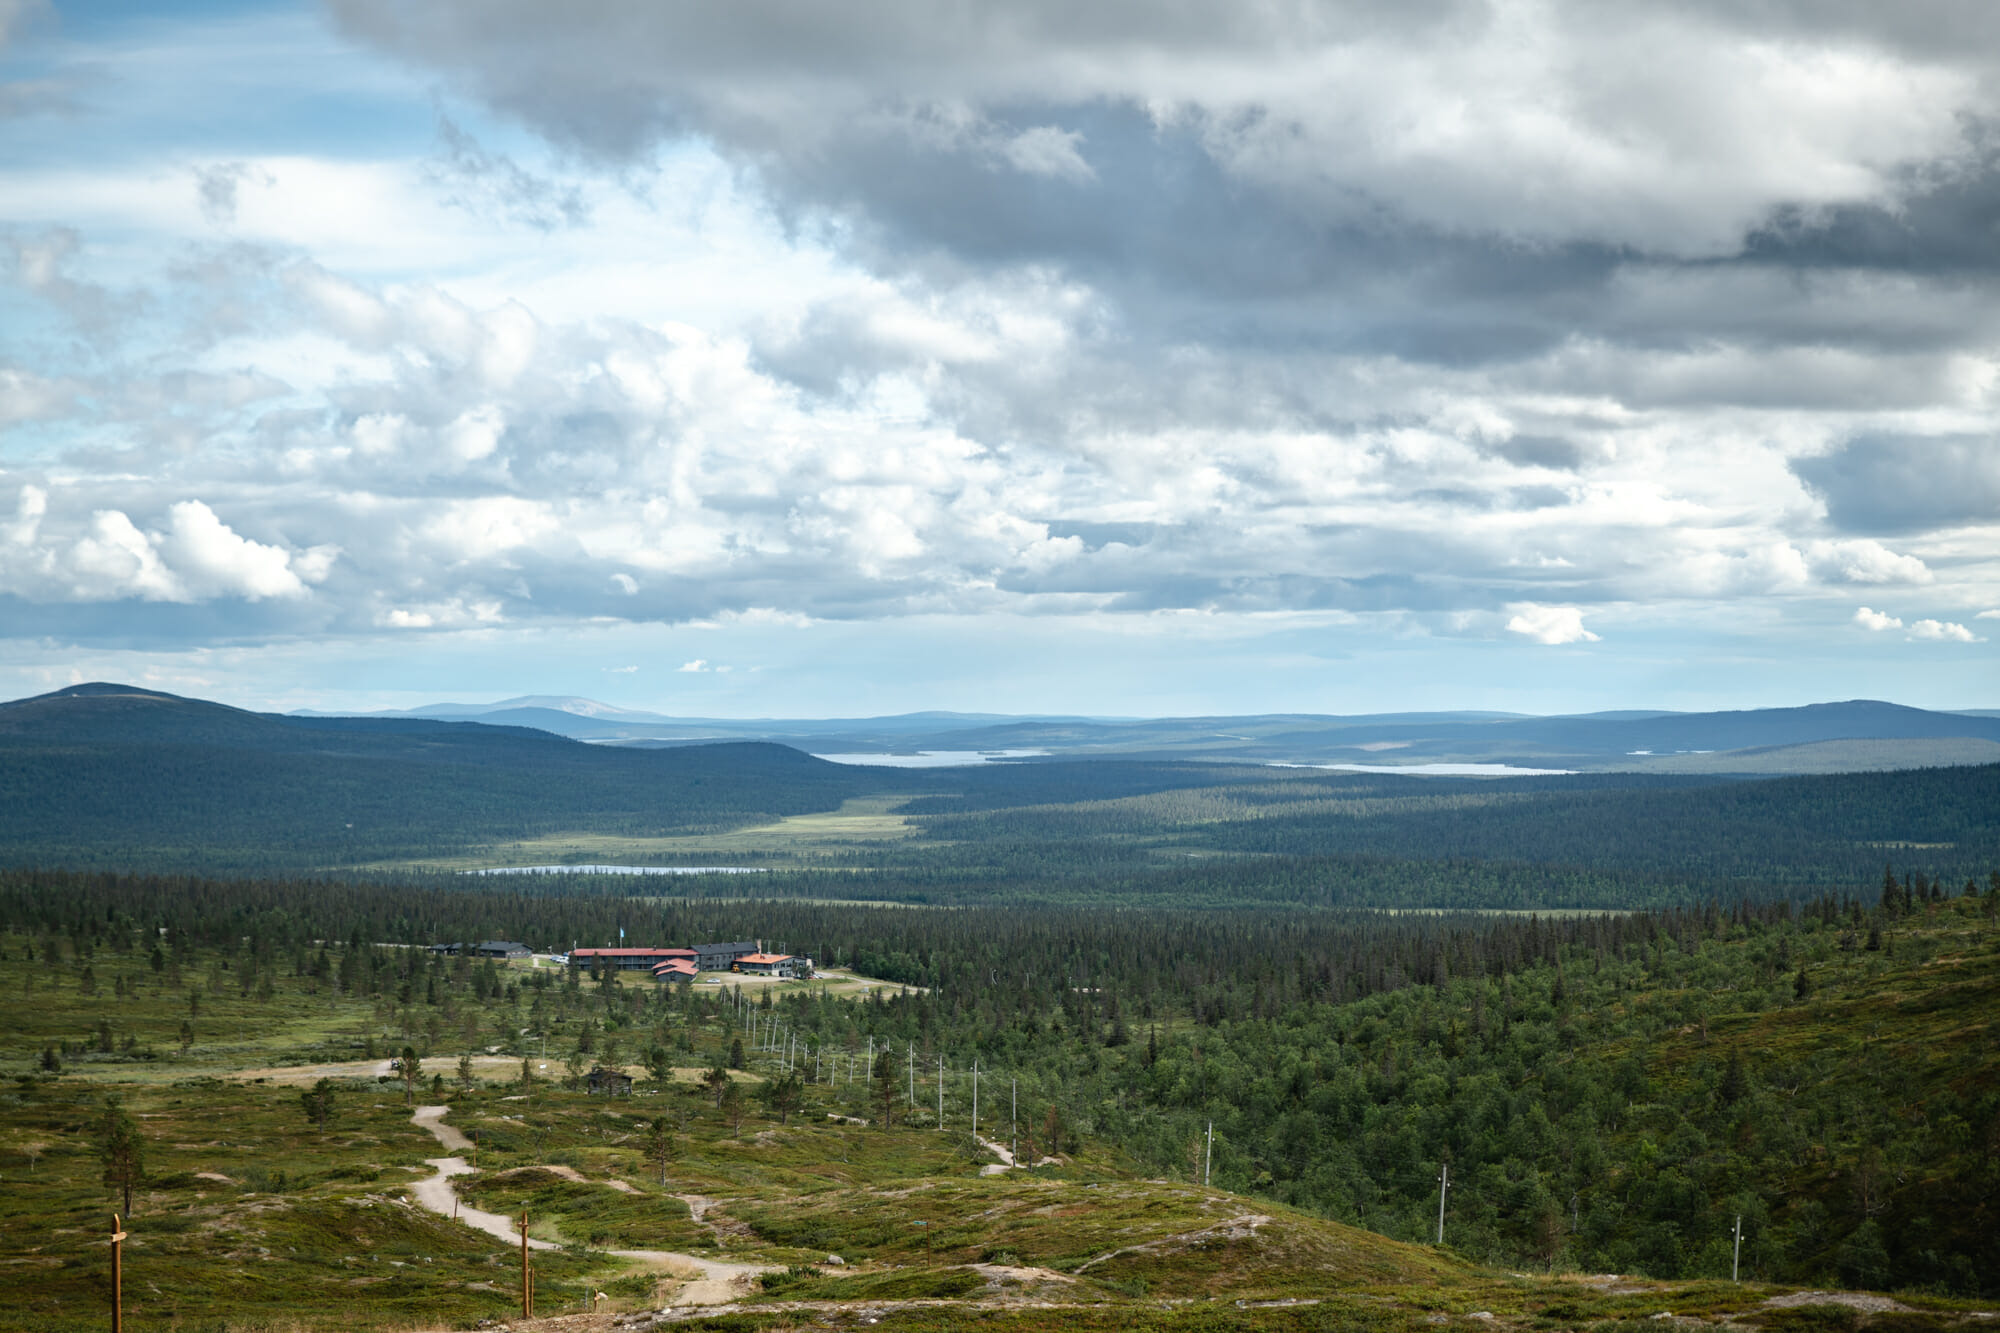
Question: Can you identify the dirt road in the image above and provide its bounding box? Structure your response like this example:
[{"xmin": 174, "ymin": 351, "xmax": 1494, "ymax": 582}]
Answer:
[{"xmin": 407, "ymin": 1106, "xmax": 771, "ymax": 1304}]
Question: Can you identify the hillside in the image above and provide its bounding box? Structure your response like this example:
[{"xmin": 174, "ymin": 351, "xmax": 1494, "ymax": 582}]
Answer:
[
  {"xmin": 0, "ymin": 683, "xmax": 891, "ymax": 871},
  {"xmin": 4, "ymin": 685, "xmax": 1999, "ymax": 906},
  {"xmin": 4, "ymin": 876, "xmax": 1998, "ymax": 1328}
]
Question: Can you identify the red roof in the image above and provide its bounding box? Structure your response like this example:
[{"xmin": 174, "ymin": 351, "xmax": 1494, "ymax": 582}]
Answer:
[
  {"xmin": 651, "ymin": 959, "xmax": 698, "ymax": 976},
  {"xmin": 736, "ymin": 953, "xmax": 792, "ymax": 965}
]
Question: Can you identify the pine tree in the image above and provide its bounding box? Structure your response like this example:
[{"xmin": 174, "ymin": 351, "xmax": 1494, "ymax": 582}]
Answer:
[
  {"xmin": 645, "ymin": 1116, "xmax": 674, "ymax": 1185},
  {"xmin": 301, "ymin": 1078, "xmax": 336, "ymax": 1134},
  {"xmin": 100, "ymin": 1098, "xmax": 144, "ymax": 1215}
]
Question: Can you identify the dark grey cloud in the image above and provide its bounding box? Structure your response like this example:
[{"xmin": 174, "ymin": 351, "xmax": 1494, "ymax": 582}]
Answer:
[{"xmin": 1794, "ymin": 438, "xmax": 2000, "ymax": 533}]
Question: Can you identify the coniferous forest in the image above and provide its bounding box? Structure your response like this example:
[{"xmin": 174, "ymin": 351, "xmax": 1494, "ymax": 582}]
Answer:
[{"xmin": 5, "ymin": 861, "xmax": 1996, "ymax": 1296}]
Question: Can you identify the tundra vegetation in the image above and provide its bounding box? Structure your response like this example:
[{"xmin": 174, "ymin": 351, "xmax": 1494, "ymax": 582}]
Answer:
[{"xmin": 0, "ymin": 864, "xmax": 1995, "ymax": 1330}]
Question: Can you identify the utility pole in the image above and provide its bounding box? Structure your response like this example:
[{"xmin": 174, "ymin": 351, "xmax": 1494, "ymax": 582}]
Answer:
[
  {"xmin": 1436, "ymin": 1162, "xmax": 1450, "ymax": 1245},
  {"xmin": 111, "ymin": 1213, "xmax": 126, "ymax": 1333},
  {"xmin": 520, "ymin": 1211, "xmax": 533, "ymax": 1318},
  {"xmin": 1011, "ymin": 1078, "xmax": 1017, "ymax": 1164},
  {"xmin": 937, "ymin": 1055, "xmax": 944, "ymax": 1129},
  {"xmin": 908, "ymin": 1042, "xmax": 915, "ymax": 1108},
  {"xmin": 972, "ymin": 1059, "xmax": 979, "ymax": 1137},
  {"xmin": 1204, "ymin": 1121, "xmax": 1213, "ymax": 1187},
  {"xmin": 1732, "ymin": 1215, "xmax": 1743, "ymax": 1282}
]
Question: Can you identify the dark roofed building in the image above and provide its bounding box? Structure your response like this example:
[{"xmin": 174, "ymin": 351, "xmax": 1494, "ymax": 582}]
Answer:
[
  {"xmin": 693, "ymin": 940, "xmax": 761, "ymax": 971},
  {"xmin": 473, "ymin": 941, "xmax": 531, "ymax": 959},
  {"xmin": 585, "ymin": 1067, "xmax": 633, "ymax": 1096},
  {"xmin": 429, "ymin": 940, "xmax": 532, "ymax": 959}
]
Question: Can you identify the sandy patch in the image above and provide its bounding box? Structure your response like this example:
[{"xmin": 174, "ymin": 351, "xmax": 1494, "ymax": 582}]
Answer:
[{"xmin": 1763, "ymin": 1292, "xmax": 1914, "ymax": 1314}]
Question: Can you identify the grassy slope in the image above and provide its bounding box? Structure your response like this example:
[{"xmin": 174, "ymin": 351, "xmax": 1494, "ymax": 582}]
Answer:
[{"xmin": 3, "ymin": 922, "xmax": 1997, "ymax": 1332}]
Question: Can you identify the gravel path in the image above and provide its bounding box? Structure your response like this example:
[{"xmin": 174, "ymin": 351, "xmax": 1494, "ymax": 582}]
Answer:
[{"xmin": 407, "ymin": 1106, "xmax": 771, "ymax": 1304}]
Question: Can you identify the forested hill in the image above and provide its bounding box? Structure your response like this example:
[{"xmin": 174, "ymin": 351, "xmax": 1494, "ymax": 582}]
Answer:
[
  {"xmin": 2, "ymin": 684, "xmax": 1996, "ymax": 903},
  {"xmin": 0, "ymin": 683, "xmax": 892, "ymax": 869}
]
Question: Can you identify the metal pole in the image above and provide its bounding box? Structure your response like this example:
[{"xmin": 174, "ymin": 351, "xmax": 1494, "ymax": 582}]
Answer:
[
  {"xmin": 1012, "ymin": 1079, "xmax": 1017, "ymax": 1164},
  {"xmin": 973, "ymin": 1059, "xmax": 979, "ymax": 1137},
  {"xmin": 908, "ymin": 1043, "xmax": 914, "ymax": 1108},
  {"xmin": 1733, "ymin": 1215, "xmax": 1742, "ymax": 1282},
  {"xmin": 111, "ymin": 1213, "xmax": 126, "ymax": 1333},
  {"xmin": 1204, "ymin": 1121, "xmax": 1213, "ymax": 1187},
  {"xmin": 1436, "ymin": 1163, "xmax": 1449, "ymax": 1245},
  {"xmin": 937, "ymin": 1055, "xmax": 944, "ymax": 1129},
  {"xmin": 521, "ymin": 1212, "xmax": 532, "ymax": 1318}
]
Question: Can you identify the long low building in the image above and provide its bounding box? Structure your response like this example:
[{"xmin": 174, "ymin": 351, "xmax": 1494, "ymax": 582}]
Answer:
[
  {"xmin": 734, "ymin": 952, "xmax": 811, "ymax": 979},
  {"xmin": 570, "ymin": 947, "xmax": 696, "ymax": 972},
  {"xmin": 428, "ymin": 940, "xmax": 532, "ymax": 960},
  {"xmin": 570, "ymin": 941, "xmax": 765, "ymax": 974}
]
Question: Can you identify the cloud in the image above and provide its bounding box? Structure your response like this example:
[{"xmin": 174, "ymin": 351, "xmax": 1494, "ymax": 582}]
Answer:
[
  {"xmin": 329, "ymin": 0, "xmax": 1981, "ymax": 261},
  {"xmin": 677, "ymin": 659, "xmax": 709, "ymax": 672},
  {"xmin": 1854, "ymin": 607, "xmax": 1983, "ymax": 642},
  {"xmin": 1505, "ymin": 603, "xmax": 1600, "ymax": 645},
  {"xmin": 4, "ymin": 484, "xmax": 45, "ymax": 545},
  {"xmin": 1907, "ymin": 618, "xmax": 1980, "ymax": 642},
  {"xmin": 425, "ymin": 114, "xmax": 591, "ymax": 231},
  {"xmin": 1793, "ymin": 437, "xmax": 2000, "ymax": 533},
  {"xmin": 604, "ymin": 664, "xmax": 637, "ymax": 672},
  {"xmin": 193, "ymin": 162, "xmax": 272, "ymax": 226},
  {"xmin": 1805, "ymin": 538, "xmax": 1932, "ymax": 585},
  {"xmin": 610, "ymin": 572, "xmax": 638, "ymax": 595},
  {"xmin": 1853, "ymin": 606, "xmax": 1902, "ymax": 631},
  {"xmin": 159, "ymin": 501, "xmax": 311, "ymax": 601},
  {"xmin": 68, "ymin": 511, "xmax": 183, "ymax": 602}
]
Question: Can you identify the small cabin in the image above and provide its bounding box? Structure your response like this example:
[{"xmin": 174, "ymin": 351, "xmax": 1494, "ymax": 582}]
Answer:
[{"xmin": 584, "ymin": 1067, "xmax": 633, "ymax": 1096}]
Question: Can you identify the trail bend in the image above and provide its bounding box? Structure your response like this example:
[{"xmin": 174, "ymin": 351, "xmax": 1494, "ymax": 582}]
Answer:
[{"xmin": 409, "ymin": 1105, "xmax": 772, "ymax": 1304}]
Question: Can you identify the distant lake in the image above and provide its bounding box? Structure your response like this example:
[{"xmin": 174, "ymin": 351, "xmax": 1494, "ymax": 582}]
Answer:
[
  {"xmin": 1272, "ymin": 762, "xmax": 1576, "ymax": 776},
  {"xmin": 463, "ymin": 865, "xmax": 767, "ymax": 876},
  {"xmin": 813, "ymin": 749, "xmax": 1049, "ymax": 767}
]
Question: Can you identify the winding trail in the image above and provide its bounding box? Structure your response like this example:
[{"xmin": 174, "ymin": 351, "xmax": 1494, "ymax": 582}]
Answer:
[{"xmin": 409, "ymin": 1106, "xmax": 774, "ymax": 1303}]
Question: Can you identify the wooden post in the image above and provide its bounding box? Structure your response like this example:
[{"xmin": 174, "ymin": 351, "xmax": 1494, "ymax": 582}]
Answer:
[
  {"xmin": 110, "ymin": 1213, "xmax": 127, "ymax": 1333},
  {"xmin": 520, "ymin": 1211, "xmax": 531, "ymax": 1318}
]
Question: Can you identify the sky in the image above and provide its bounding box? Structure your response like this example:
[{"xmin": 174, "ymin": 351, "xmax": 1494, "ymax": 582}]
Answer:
[{"xmin": 0, "ymin": 0, "xmax": 1996, "ymax": 718}]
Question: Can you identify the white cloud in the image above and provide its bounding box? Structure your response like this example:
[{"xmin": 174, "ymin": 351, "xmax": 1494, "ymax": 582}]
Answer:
[
  {"xmin": 159, "ymin": 501, "xmax": 309, "ymax": 601},
  {"xmin": 68, "ymin": 511, "xmax": 184, "ymax": 602},
  {"xmin": 1852, "ymin": 606, "xmax": 1902, "ymax": 631},
  {"xmin": 1907, "ymin": 618, "xmax": 1980, "ymax": 642},
  {"xmin": 677, "ymin": 659, "xmax": 709, "ymax": 672},
  {"xmin": 610, "ymin": 572, "xmax": 638, "ymax": 595},
  {"xmin": 1807, "ymin": 539, "xmax": 1932, "ymax": 585},
  {"xmin": 5, "ymin": 484, "xmax": 45, "ymax": 545},
  {"xmin": 1505, "ymin": 603, "xmax": 1600, "ymax": 645},
  {"xmin": 604, "ymin": 664, "xmax": 637, "ymax": 672}
]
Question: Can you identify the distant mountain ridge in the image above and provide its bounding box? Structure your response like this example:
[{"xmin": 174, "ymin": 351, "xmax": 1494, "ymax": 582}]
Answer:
[{"xmin": 284, "ymin": 692, "xmax": 2000, "ymax": 772}]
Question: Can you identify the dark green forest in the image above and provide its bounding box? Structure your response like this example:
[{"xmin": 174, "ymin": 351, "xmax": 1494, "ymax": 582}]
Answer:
[
  {"xmin": 5, "ymin": 865, "xmax": 1997, "ymax": 1296},
  {"xmin": 3, "ymin": 687, "xmax": 1998, "ymax": 908}
]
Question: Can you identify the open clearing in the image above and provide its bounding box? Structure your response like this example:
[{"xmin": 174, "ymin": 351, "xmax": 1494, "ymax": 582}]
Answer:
[{"xmin": 368, "ymin": 796, "xmax": 926, "ymax": 872}]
